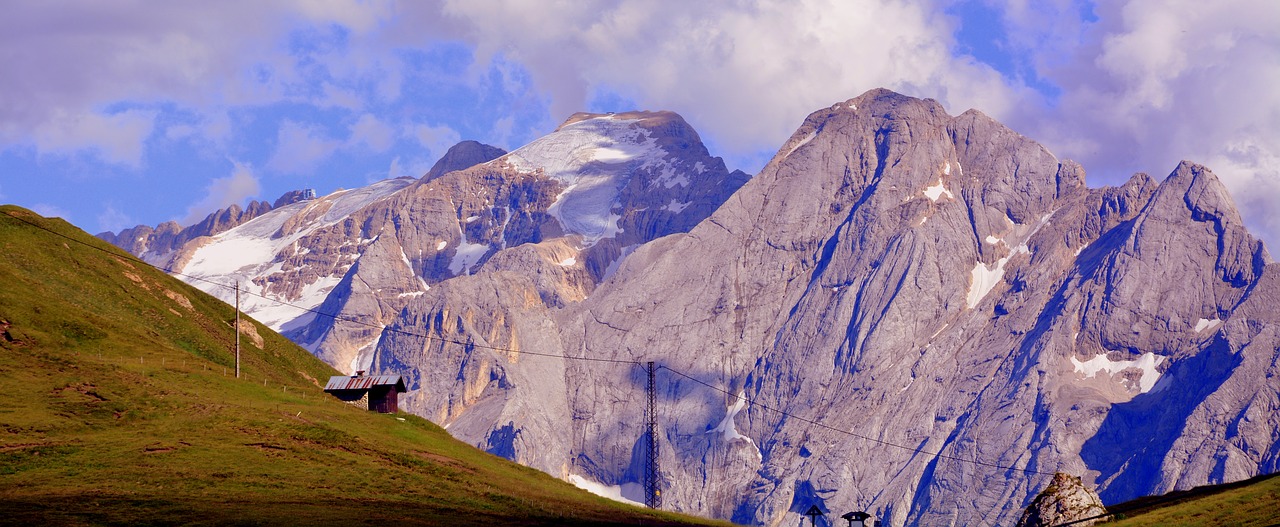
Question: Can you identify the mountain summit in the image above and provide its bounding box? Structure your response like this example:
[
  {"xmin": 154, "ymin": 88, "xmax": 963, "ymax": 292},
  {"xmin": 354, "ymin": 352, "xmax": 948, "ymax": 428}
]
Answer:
[
  {"xmin": 375, "ymin": 89, "xmax": 1278, "ymax": 525},
  {"xmin": 106, "ymin": 90, "xmax": 1280, "ymax": 526}
]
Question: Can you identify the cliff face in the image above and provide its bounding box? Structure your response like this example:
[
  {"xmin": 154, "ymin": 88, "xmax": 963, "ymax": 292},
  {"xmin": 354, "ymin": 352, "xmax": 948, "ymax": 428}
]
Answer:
[
  {"xmin": 114, "ymin": 90, "xmax": 1280, "ymax": 527},
  {"xmin": 373, "ymin": 90, "xmax": 1278, "ymax": 526},
  {"xmin": 97, "ymin": 198, "xmax": 278, "ymax": 264},
  {"xmin": 1017, "ymin": 473, "xmax": 1108, "ymax": 527}
]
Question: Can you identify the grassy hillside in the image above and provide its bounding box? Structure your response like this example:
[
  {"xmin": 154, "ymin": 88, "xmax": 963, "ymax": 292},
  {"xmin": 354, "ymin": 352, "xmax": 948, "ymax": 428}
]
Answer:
[
  {"xmin": 0, "ymin": 205, "xmax": 727, "ymax": 526},
  {"xmin": 1098, "ymin": 472, "xmax": 1280, "ymax": 527}
]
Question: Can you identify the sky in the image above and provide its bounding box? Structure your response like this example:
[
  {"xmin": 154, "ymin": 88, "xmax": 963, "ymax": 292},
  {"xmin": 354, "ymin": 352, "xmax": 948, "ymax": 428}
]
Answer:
[{"xmin": 2, "ymin": 0, "xmax": 1278, "ymax": 251}]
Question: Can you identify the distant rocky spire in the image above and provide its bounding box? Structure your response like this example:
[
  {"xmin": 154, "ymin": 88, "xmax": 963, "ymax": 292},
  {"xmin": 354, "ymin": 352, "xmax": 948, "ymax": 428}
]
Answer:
[{"xmin": 422, "ymin": 140, "xmax": 508, "ymax": 182}]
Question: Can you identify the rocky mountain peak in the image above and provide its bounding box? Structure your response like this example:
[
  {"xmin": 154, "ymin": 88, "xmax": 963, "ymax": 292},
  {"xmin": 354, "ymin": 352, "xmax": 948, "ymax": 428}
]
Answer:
[
  {"xmin": 1163, "ymin": 160, "xmax": 1250, "ymax": 230},
  {"xmin": 422, "ymin": 140, "xmax": 508, "ymax": 182},
  {"xmin": 97, "ymin": 193, "xmax": 290, "ymax": 265},
  {"xmin": 105, "ymin": 87, "xmax": 1280, "ymax": 527},
  {"xmin": 272, "ymin": 189, "xmax": 315, "ymax": 208}
]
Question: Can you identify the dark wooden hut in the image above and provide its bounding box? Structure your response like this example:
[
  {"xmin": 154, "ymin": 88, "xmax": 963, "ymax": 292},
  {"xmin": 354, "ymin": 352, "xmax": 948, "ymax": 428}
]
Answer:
[{"xmin": 323, "ymin": 371, "xmax": 407, "ymax": 413}]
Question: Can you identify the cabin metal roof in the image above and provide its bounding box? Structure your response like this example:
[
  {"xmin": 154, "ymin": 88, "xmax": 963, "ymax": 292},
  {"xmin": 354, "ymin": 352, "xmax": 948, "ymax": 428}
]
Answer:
[{"xmin": 324, "ymin": 375, "xmax": 407, "ymax": 392}]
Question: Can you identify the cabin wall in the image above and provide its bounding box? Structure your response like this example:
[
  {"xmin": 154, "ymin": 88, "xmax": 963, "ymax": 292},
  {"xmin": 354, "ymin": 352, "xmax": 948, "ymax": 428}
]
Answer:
[{"xmin": 369, "ymin": 386, "xmax": 398, "ymax": 414}]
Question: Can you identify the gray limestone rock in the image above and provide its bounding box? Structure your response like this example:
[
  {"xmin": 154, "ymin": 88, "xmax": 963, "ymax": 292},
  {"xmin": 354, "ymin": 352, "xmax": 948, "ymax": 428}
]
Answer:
[
  {"xmin": 116, "ymin": 88, "xmax": 1280, "ymax": 527},
  {"xmin": 422, "ymin": 140, "xmax": 507, "ymax": 182},
  {"xmin": 1016, "ymin": 473, "xmax": 1108, "ymax": 527}
]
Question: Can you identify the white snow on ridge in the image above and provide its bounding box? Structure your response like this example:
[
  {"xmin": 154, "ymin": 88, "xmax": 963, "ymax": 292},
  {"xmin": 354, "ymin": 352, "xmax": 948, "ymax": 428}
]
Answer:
[
  {"xmin": 179, "ymin": 178, "xmax": 414, "ymax": 331},
  {"xmin": 1071, "ymin": 352, "xmax": 1166, "ymax": 393},
  {"xmin": 184, "ymin": 236, "xmax": 275, "ymax": 275},
  {"xmin": 965, "ymin": 244, "xmax": 1029, "ymax": 308},
  {"xmin": 568, "ymin": 474, "xmax": 645, "ymax": 506},
  {"xmin": 247, "ymin": 274, "xmax": 343, "ymax": 330},
  {"xmin": 504, "ymin": 115, "xmax": 669, "ymax": 245},
  {"xmin": 783, "ymin": 131, "xmax": 818, "ymax": 159}
]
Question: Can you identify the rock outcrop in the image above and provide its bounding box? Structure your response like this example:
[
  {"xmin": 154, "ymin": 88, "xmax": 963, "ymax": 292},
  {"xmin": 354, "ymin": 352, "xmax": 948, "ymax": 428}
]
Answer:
[
  {"xmin": 1017, "ymin": 473, "xmax": 1108, "ymax": 527},
  {"xmin": 422, "ymin": 140, "xmax": 507, "ymax": 182}
]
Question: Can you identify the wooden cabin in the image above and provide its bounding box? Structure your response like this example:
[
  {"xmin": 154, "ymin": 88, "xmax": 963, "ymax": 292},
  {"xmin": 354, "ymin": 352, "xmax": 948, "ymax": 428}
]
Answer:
[{"xmin": 323, "ymin": 371, "xmax": 407, "ymax": 413}]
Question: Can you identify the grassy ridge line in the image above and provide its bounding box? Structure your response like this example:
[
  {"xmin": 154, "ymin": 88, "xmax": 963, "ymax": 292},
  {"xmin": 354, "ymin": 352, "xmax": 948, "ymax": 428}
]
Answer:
[
  {"xmin": 0, "ymin": 206, "xmax": 727, "ymax": 526},
  {"xmin": 1093, "ymin": 472, "xmax": 1280, "ymax": 527}
]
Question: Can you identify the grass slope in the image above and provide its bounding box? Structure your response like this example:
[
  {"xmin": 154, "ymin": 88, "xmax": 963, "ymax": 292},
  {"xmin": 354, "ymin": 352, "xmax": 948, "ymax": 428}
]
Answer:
[
  {"xmin": 1098, "ymin": 472, "xmax": 1280, "ymax": 527},
  {"xmin": 0, "ymin": 206, "xmax": 727, "ymax": 527}
]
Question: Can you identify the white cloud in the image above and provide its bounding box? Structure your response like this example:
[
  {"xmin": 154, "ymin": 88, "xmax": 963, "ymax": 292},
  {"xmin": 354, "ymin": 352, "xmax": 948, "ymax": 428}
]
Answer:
[
  {"xmin": 96, "ymin": 204, "xmax": 136, "ymax": 234},
  {"xmin": 30, "ymin": 203, "xmax": 72, "ymax": 221},
  {"xmin": 182, "ymin": 161, "xmax": 262, "ymax": 225},
  {"xmin": 435, "ymin": 0, "xmax": 1023, "ymax": 161},
  {"xmin": 0, "ymin": 2, "xmax": 397, "ymax": 162},
  {"xmin": 348, "ymin": 113, "xmax": 396, "ymax": 152},
  {"xmin": 32, "ymin": 109, "xmax": 156, "ymax": 167},
  {"xmin": 993, "ymin": 0, "xmax": 1280, "ymax": 250},
  {"xmin": 412, "ymin": 123, "xmax": 461, "ymax": 160},
  {"xmin": 5, "ymin": 1, "xmax": 1277, "ymax": 251},
  {"xmin": 267, "ymin": 120, "xmax": 341, "ymax": 175},
  {"xmin": 387, "ymin": 155, "xmax": 434, "ymax": 180}
]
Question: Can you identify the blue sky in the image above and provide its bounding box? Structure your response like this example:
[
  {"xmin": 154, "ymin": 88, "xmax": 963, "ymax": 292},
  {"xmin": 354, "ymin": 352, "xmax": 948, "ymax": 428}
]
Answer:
[{"xmin": 2, "ymin": 1, "xmax": 1278, "ymax": 249}]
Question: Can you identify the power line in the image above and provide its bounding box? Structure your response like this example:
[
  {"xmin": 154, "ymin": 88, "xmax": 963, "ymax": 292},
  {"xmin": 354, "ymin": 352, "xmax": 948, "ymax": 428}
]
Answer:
[
  {"xmin": 1, "ymin": 209, "xmax": 636, "ymax": 365},
  {"xmin": 659, "ymin": 366, "xmax": 1057, "ymax": 477},
  {"xmin": 3, "ymin": 208, "xmax": 1055, "ymax": 481}
]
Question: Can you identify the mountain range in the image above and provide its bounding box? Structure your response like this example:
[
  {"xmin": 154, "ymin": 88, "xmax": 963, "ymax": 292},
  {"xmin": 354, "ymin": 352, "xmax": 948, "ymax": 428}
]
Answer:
[{"xmin": 101, "ymin": 88, "xmax": 1280, "ymax": 526}]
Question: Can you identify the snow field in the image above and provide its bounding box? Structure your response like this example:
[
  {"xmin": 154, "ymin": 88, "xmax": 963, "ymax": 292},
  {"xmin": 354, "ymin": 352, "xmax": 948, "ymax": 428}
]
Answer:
[
  {"xmin": 567, "ymin": 475, "xmax": 645, "ymax": 506},
  {"xmin": 503, "ymin": 114, "xmax": 680, "ymax": 245},
  {"xmin": 179, "ymin": 178, "xmax": 413, "ymax": 331},
  {"xmin": 1071, "ymin": 352, "xmax": 1166, "ymax": 393}
]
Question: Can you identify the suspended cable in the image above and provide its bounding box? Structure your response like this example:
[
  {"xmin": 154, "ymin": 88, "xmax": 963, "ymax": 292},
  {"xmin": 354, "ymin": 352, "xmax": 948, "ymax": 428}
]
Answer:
[
  {"xmin": 659, "ymin": 365, "xmax": 1057, "ymax": 477},
  {"xmin": 1, "ymin": 209, "xmax": 638, "ymax": 365},
  {"xmin": 3, "ymin": 208, "xmax": 1055, "ymax": 482}
]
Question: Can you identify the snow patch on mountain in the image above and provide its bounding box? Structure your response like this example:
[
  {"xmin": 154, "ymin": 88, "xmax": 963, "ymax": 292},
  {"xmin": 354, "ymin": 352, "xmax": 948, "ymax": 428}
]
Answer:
[
  {"xmin": 503, "ymin": 115, "xmax": 672, "ymax": 244},
  {"xmin": 966, "ymin": 244, "xmax": 1030, "ymax": 308},
  {"xmin": 450, "ymin": 237, "xmax": 489, "ymax": 275},
  {"xmin": 348, "ymin": 334, "xmax": 382, "ymax": 375},
  {"xmin": 709, "ymin": 391, "xmax": 762, "ymax": 460},
  {"xmin": 1194, "ymin": 318, "xmax": 1221, "ymax": 332},
  {"xmin": 601, "ymin": 244, "xmax": 640, "ymax": 281},
  {"xmin": 568, "ymin": 474, "xmax": 645, "ymax": 506},
  {"xmin": 783, "ymin": 131, "xmax": 818, "ymax": 159},
  {"xmin": 663, "ymin": 200, "xmax": 692, "ymax": 213},
  {"xmin": 923, "ymin": 178, "xmax": 954, "ymax": 202},
  {"xmin": 178, "ymin": 178, "xmax": 413, "ymax": 331},
  {"xmin": 1071, "ymin": 352, "xmax": 1167, "ymax": 393}
]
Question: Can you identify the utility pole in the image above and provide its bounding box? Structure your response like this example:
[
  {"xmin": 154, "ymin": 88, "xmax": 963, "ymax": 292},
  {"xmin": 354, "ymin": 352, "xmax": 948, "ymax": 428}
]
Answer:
[
  {"xmin": 645, "ymin": 361, "xmax": 661, "ymax": 509},
  {"xmin": 235, "ymin": 281, "xmax": 241, "ymax": 379}
]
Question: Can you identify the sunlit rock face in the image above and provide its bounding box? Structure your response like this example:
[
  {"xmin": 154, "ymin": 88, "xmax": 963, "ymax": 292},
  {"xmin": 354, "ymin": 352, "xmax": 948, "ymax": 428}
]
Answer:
[
  {"xmin": 115, "ymin": 90, "xmax": 1280, "ymax": 527},
  {"xmin": 379, "ymin": 90, "xmax": 1276, "ymax": 527}
]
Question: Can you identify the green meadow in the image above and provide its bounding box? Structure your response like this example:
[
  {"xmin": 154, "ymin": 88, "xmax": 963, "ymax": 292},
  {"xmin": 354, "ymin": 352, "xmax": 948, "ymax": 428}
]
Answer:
[{"xmin": 0, "ymin": 205, "xmax": 727, "ymax": 526}]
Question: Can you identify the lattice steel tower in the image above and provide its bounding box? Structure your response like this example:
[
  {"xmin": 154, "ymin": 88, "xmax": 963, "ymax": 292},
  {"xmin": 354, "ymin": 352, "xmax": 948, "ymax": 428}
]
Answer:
[{"xmin": 644, "ymin": 361, "xmax": 661, "ymax": 509}]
